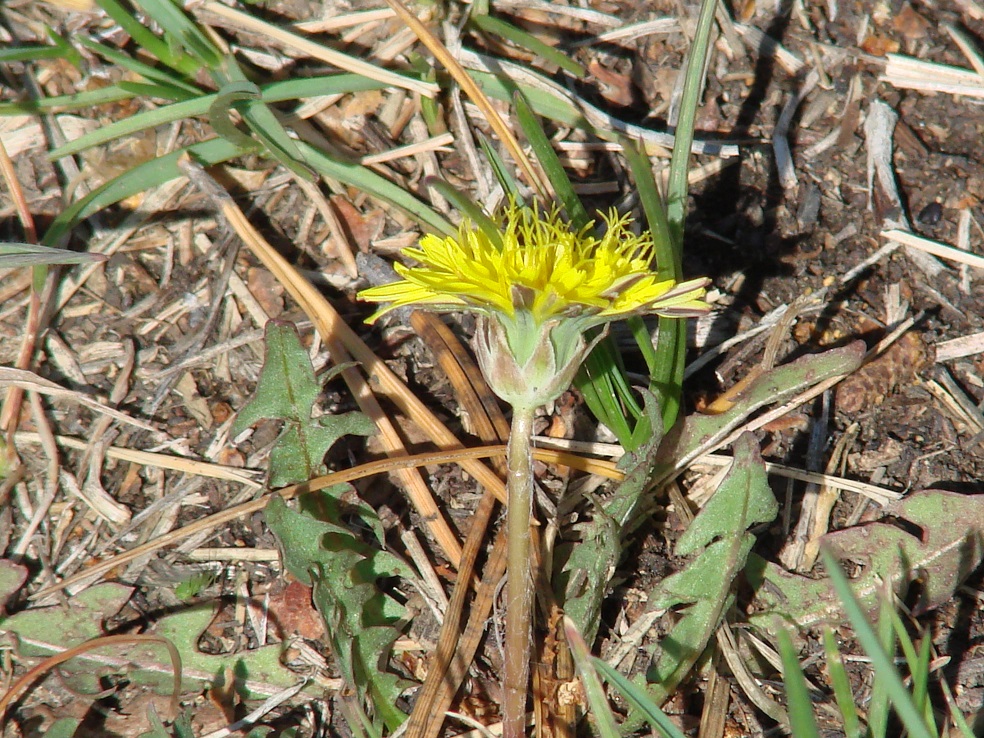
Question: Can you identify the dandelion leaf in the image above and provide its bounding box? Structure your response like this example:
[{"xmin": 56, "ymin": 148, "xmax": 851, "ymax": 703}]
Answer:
[
  {"xmin": 266, "ymin": 491, "xmax": 413, "ymax": 731},
  {"xmin": 234, "ymin": 321, "xmax": 374, "ymax": 487},
  {"xmin": 42, "ymin": 720, "xmax": 83, "ymax": 738},
  {"xmin": 0, "ymin": 582, "xmax": 309, "ymax": 699},
  {"xmin": 652, "ymin": 341, "xmax": 866, "ymax": 487},
  {"xmin": 748, "ymin": 489, "xmax": 984, "ymax": 632},
  {"xmin": 0, "ymin": 583, "xmax": 132, "ymax": 669},
  {"xmin": 0, "ymin": 558, "xmax": 29, "ymax": 612},
  {"xmin": 646, "ymin": 433, "xmax": 777, "ymax": 702},
  {"xmin": 553, "ymin": 503, "xmax": 620, "ymax": 642}
]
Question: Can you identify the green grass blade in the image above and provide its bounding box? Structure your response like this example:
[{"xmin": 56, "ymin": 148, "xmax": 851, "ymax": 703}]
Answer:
[
  {"xmin": 651, "ymin": 316, "xmax": 686, "ymax": 432},
  {"xmin": 586, "ymin": 336, "xmax": 644, "ymax": 423},
  {"xmin": 78, "ymin": 37, "xmax": 204, "ymax": 96},
  {"xmin": 867, "ymin": 596, "xmax": 894, "ymax": 738},
  {"xmin": 513, "ymin": 91, "xmax": 589, "ymax": 228},
  {"xmin": 822, "ymin": 627, "xmax": 861, "ymax": 738},
  {"xmin": 42, "ymin": 137, "xmax": 247, "ymax": 247},
  {"xmin": 0, "ymin": 85, "xmax": 135, "ymax": 115},
  {"xmin": 887, "ymin": 604, "xmax": 934, "ymax": 733},
  {"xmin": 469, "ymin": 14, "xmax": 585, "ymax": 78},
  {"xmin": 0, "ymin": 243, "xmax": 108, "ymax": 269},
  {"xmin": 478, "ymin": 134, "xmax": 523, "ymax": 202},
  {"xmin": 48, "ymin": 75, "xmax": 390, "ymax": 160},
  {"xmin": 115, "ymin": 81, "xmax": 189, "ymax": 101},
  {"xmin": 469, "ymin": 68, "xmax": 591, "ymax": 132},
  {"xmin": 622, "ymin": 139, "xmax": 687, "ymax": 432},
  {"xmin": 299, "ymin": 142, "xmax": 454, "ymax": 236},
  {"xmin": 0, "ymin": 45, "xmax": 70, "ymax": 63},
  {"xmin": 416, "ymin": 63, "xmax": 441, "ymax": 132},
  {"xmin": 563, "ymin": 618, "xmax": 621, "ymax": 738},
  {"xmin": 468, "ymin": 63, "xmax": 733, "ymax": 157},
  {"xmin": 43, "ymin": 134, "xmax": 453, "ymax": 249},
  {"xmin": 887, "ymin": 609, "xmax": 936, "ymax": 738},
  {"xmin": 887, "ymin": 606, "xmax": 918, "ymax": 670},
  {"xmin": 95, "ymin": 0, "xmax": 198, "ymax": 76},
  {"xmin": 209, "ymin": 79, "xmax": 264, "ymax": 152},
  {"xmin": 136, "ymin": 0, "xmax": 223, "ymax": 68},
  {"xmin": 940, "ymin": 678, "xmax": 976, "ymax": 738},
  {"xmin": 576, "ymin": 340, "xmax": 638, "ymax": 446},
  {"xmin": 626, "ymin": 409, "xmax": 656, "ymax": 451},
  {"xmin": 626, "ymin": 315, "xmax": 659, "ymax": 378},
  {"xmin": 622, "ymin": 317, "xmax": 661, "ymax": 449},
  {"xmin": 592, "ymin": 658, "xmax": 687, "ymax": 738},
  {"xmin": 664, "ymin": 0, "xmax": 716, "ymax": 242},
  {"xmin": 48, "ymin": 95, "xmax": 216, "ymax": 161},
  {"xmin": 778, "ymin": 628, "xmax": 821, "ymax": 738},
  {"xmin": 424, "ymin": 179, "xmax": 500, "ymax": 247},
  {"xmin": 913, "ymin": 635, "xmax": 936, "ymax": 736},
  {"xmin": 0, "ymin": 27, "xmax": 80, "ymax": 65},
  {"xmin": 621, "ymin": 138, "xmax": 673, "ymax": 276},
  {"xmin": 263, "ymin": 76, "xmax": 395, "ymax": 103},
  {"xmin": 577, "ymin": 379, "xmax": 633, "ymax": 443},
  {"xmin": 821, "ymin": 548, "xmax": 935, "ymax": 738},
  {"xmin": 46, "ymin": 27, "xmax": 83, "ymax": 66},
  {"xmin": 215, "ymin": 56, "xmax": 315, "ymax": 180},
  {"xmin": 647, "ymin": 0, "xmax": 717, "ymax": 437},
  {"xmin": 241, "ymin": 97, "xmax": 315, "ymax": 180}
]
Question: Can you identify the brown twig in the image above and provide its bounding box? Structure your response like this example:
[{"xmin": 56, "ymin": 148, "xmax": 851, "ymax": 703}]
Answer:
[
  {"xmin": 404, "ymin": 310, "xmax": 509, "ymax": 738},
  {"xmin": 0, "ymin": 133, "xmax": 46, "ymax": 451},
  {"xmin": 31, "ymin": 445, "xmax": 620, "ymax": 600}
]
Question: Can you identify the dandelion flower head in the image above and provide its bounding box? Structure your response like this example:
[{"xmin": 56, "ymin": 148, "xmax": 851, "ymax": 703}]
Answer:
[
  {"xmin": 360, "ymin": 202, "xmax": 709, "ymax": 408},
  {"xmin": 360, "ymin": 202, "xmax": 709, "ymax": 328}
]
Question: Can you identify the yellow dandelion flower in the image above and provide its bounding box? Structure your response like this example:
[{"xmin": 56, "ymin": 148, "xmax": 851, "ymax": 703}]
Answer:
[
  {"xmin": 361, "ymin": 203, "xmax": 709, "ymax": 326},
  {"xmin": 360, "ymin": 202, "xmax": 709, "ymax": 409}
]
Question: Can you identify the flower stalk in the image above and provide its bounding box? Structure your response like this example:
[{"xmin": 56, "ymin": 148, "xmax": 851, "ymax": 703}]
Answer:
[{"xmin": 502, "ymin": 403, "xmax": 536, "ymax": 738}]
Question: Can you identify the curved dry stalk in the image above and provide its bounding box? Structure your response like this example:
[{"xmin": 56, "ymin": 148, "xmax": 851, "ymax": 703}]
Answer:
[
  {"xmin": 0, "ymin": 132, "xmax": 45, "ymax": 446},
  {"xmin": 0, "ymin": 634, "xmax": 182, "ymax": 722},
  {"xmin": 32, "ymin": 445, "xmax": 621, "ymax": 600}
]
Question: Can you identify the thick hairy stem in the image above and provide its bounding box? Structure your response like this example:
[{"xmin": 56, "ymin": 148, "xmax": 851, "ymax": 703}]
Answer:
[{"xmin": 502, "ymin": 405, "xmax": 536, "ymax": 738}]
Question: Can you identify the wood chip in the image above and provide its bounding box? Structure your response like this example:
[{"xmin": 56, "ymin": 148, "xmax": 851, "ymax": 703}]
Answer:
[
  {"xmin": 882, "ymin": 53, "xmax": 984, "ymax": 98},
  {"xmin": 936, "ymin": 331, "xmax": 984, "ymax": 362},
  {"xmin": 734, "ymin": 23, "xmax": 805, "ymax": 75},
  {"xmin": 866, "ymin": 101, "xmax": 944, "ymax": 277},
  {"xmin": 61, "ymin": 466, "xmax": 131, "ymax": 527},
  {"xmin": 176, "ymin": 372, "xmax": 214, "ymax": 430},
  {"xmin": 569, "ymin": 17, "xmax": 680, "ymax": 47},
  {"xmin": 881, "ymin": 228, "xmax": 984, "ymax": 270}
]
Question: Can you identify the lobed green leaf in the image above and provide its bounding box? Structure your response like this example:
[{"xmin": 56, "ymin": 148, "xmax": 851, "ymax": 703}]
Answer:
[
  {"xmin": 233, "ymin": 322, "xmax": 375, "ymax": 488},
  {"xmin": 266, "ymin": 492, "xmax": 413, "ymax": 733}
]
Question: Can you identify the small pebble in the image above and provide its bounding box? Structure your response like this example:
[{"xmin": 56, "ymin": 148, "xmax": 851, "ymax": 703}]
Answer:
[{"xmin": 917, "ymin": 201, "xmax": 943, "ymax": 226}]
